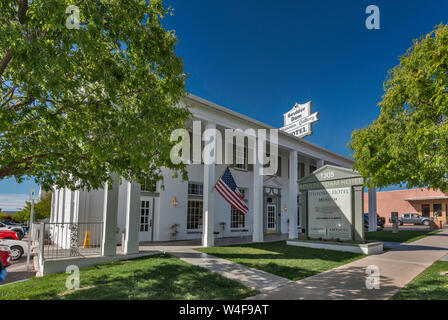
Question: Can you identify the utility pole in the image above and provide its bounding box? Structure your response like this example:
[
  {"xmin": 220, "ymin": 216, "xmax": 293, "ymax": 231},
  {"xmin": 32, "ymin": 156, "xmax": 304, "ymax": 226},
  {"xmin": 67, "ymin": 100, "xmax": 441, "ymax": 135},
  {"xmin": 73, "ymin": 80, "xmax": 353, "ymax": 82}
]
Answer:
[{"xmin": 26, "ymin": 187, "xmax": 36, "ymax": 272}]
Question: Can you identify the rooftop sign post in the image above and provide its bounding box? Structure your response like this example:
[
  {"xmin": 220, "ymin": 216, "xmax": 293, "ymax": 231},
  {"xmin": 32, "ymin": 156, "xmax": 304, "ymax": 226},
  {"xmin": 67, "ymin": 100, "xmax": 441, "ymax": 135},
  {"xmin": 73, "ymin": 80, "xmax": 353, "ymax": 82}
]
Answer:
[{"xmin": 280, "ymin": 101, "xmax": 319, "ymax": 138}]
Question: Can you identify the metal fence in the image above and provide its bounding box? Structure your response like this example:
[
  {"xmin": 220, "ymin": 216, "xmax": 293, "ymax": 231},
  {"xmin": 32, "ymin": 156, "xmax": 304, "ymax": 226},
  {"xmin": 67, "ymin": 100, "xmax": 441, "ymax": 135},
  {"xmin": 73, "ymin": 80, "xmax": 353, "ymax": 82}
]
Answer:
[{"xmin": 40, "ymin": 222, "xmax": 103, "ymax": 260}]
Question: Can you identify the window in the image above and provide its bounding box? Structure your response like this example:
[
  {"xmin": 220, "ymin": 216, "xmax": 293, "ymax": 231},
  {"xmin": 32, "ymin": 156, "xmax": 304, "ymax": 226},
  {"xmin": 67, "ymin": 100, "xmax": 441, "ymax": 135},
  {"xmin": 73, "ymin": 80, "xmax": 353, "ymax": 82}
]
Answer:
[
  {"xmin": 188, "ymin": 183, "xmax": 203, "ymax": 196},
  {"xmin": 298, "ymin": 162, "xmax": 305, "ymax": 179},
  {"xmin": 234, "ymin": 142, "xmax": 248, "ymax": 170},
  {"xmin": 422, "ymin": 204, "xmax": 430, "ymax": 218},
  {"xmin": 263, "ymin": 153, "xmax": 281, "ymax": 176},
  {"xmin": 140, "ymin": 200, "xmax": 151, "ymax": 232},
  {"xmin": 310, "ymin": 165, "xmax": 317, "ymax": 173},
  {"xmin": 141, "ymin": 178, "xmax": 156, "ymax": 193},
  {"xmin": 187, "ymin": 200, "xmax": 203, "ymax": 230},
  {"xmin": 230, "ymin": 189, "xmax": 248, "ymax": 229},
  {"xmin": 187, "ymin": 183, "xmax": 203, "ymax": 230}
]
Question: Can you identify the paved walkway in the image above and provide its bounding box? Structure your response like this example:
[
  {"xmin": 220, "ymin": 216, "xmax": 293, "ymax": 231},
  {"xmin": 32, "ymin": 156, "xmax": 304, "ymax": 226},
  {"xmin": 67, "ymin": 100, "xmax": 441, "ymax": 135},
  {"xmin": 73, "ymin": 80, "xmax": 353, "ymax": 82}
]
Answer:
[
  {"xmin": 250, "ymin": 229, "xmax": 448, "ymax": 300},
  {"xmin": 143, "ymin": 230, "xmax": 448, "ymax": 300},
  {"xmin": 141, "ymin": 234, "xmax": 295, "ymax": 293}
]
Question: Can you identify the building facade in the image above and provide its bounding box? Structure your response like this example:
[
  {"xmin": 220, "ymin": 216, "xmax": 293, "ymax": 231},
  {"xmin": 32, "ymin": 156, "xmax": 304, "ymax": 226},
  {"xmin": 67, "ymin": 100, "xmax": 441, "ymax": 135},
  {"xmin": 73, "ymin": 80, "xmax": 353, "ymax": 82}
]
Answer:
[
  {"xmin": 49, "ymin": 94, "xmax": 359, "ymax": 255},
  {"xmin": 363, "ymin": 188, "xmax": 448, "ymax": 225}
]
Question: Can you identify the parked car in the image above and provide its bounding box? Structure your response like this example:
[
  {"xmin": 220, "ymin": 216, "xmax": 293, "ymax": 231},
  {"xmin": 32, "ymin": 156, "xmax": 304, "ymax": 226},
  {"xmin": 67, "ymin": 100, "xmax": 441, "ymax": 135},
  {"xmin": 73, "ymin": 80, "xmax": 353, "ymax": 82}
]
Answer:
[
  {"xmin": 1, "ymin": 221, "xmax": 26, "ymax": 234},
  {"xmin": 0, "ymin": 244, "xmax": 12, "ymax": 271},
  {"xmin": 396, "ymin": 213, "xmax": 431, "ymax": 226},
  {"xmin": 364, "ymin": 214, "xmax": 385, "ymax": 231},
  {"xmin": 0, "ymin": 239, "xmax": 28, "ymax": 261},
  {"xmin": 0, "ymin": 222, "xmax": 24, "ymax": 240},
  {"xmin": 0, "ymin": 230, "xmax": 19, "ymax": 240}
]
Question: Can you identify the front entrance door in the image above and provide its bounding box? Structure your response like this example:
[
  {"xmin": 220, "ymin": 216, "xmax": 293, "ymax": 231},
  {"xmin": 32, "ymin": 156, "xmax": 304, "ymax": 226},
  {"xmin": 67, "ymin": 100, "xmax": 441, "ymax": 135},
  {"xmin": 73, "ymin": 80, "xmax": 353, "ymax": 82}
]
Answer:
[
  {"xmin": 266, "ymin": 204, "xmax": 277, "ymax": 233},
  {"xmin": 139, "ymin": 197, "xmax": 153, "ymax": 242}
]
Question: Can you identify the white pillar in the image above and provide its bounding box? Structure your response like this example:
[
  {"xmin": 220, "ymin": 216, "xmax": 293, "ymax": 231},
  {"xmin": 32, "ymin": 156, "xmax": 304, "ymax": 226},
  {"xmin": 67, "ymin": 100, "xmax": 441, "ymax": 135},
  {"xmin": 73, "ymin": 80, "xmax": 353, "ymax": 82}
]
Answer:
[
  {"xmin": 50, "ymin": 188, "xmax": 57, "ymax": 223},
  {"xmin": 202, "ymin": 121, "xmax": 216, "ymax": 247},
  {"xmin": 368, "ymin": 187, "xmax": 378, "ymax": 232},
  {"xmin": 123, "ymin": 181, "xmax": 141, "ymax": 255},
  {"xmin": 317, "ymin": 159, "xmax": 325, "ymax": 168},
  {"xmin": 252, "ymin": 135, "xmax": 264, "ymax": 242},
  {"xmin": 102, "ymin": 175, "xmax": 119, "ymax": 256},
  {"xmin": 288, "ymin": 150, "xmax": 298, "ymax": 239}
]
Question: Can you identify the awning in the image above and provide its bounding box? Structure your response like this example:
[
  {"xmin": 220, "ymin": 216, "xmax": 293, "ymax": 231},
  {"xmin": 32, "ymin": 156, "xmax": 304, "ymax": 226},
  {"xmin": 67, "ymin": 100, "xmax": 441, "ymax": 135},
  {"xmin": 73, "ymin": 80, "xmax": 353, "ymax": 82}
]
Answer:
[{"xmin": 405, "ymin": 196, "xmax": 448, "ymax": 201}]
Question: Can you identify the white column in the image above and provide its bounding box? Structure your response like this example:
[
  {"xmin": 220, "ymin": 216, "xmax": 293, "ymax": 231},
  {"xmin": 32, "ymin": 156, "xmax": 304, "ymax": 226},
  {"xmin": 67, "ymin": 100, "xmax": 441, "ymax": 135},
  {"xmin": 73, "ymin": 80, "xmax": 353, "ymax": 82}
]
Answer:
[
  {"xmin": 202, "ymin": 121, "xmax": 216, "ymax": 247},
  {"xmin": 317, "ymin": 159, "xmax": 325, "ymax": 168},
  {"xmin": 102, "ymin": 175, "xmax": 119, "ymax": 256},
  {"xmin": 123, "ymin": 180, "xmax": 141, "ymax": 255},
  {"xmin": 252, "ymin": 135, "xmax": 264, "ymax": 242},
  {"xmin": 368, "ymin": 187, "xmax": 378, "ymax": 232},
  {"xmin": 288, "ymin": 150, "xmax": 298, "ymax": 239},
  {"xmin": 50, "ymin": 188, "xmax": 57, "ymax": 223},
  {"xmin": 304, "ymin": 162, "xmax": 310, "ymax": 176}
]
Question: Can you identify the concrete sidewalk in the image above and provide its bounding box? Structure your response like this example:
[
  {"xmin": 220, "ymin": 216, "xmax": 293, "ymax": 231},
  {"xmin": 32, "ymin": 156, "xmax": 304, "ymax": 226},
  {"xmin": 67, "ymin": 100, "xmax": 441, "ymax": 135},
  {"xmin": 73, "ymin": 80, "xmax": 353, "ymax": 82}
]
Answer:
[
  {"xmin": 249, "ymin": 229, "xmax": 448, "ymax": 300},
  {"xmin": 144, "ymin": 239, "xmax": 296, "ymax": 293}
]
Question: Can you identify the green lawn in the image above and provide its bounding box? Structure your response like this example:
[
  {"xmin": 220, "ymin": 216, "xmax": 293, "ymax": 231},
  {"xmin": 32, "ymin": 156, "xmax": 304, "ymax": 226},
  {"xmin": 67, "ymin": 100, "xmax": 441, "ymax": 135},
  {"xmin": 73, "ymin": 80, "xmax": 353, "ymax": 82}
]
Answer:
[
  {"xmin": 0, "ymin": 254, "xmax": 258, "ymax": 300},
  {"xmin": 392, "ymin": 261, "xmax": 448, "ymax": 300},
  {"xmin": 365, "ymin": 230, "xmax": 441, "ymax": 243},
  {"xmin": 197, "ymin": 241, "xmax": 364, "ymax": 281}
]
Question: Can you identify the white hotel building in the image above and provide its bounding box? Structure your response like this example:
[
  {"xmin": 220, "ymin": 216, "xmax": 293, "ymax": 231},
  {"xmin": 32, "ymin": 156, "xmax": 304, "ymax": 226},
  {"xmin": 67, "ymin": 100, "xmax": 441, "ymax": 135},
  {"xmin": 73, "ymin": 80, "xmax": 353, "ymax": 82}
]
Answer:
[{"xmin": 48, "ymin": 94, "xmax": 356, "ymax": 262}]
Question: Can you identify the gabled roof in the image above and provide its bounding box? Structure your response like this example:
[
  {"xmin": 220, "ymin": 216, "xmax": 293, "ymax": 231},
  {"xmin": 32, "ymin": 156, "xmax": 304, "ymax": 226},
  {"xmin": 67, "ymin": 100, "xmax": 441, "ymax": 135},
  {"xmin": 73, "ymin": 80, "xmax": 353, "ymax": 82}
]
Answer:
[{"xmin": 298, "ymin": 165, "xmax": 362, "ymax": 184}]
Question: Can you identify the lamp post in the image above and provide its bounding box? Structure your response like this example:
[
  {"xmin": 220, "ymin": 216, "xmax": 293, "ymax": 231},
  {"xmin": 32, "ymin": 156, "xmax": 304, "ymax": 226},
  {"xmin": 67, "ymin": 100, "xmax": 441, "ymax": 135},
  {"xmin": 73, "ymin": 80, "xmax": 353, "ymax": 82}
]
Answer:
[{"xmin": 26, "ymin": 187, "xmax": 36, "ymax": 272}]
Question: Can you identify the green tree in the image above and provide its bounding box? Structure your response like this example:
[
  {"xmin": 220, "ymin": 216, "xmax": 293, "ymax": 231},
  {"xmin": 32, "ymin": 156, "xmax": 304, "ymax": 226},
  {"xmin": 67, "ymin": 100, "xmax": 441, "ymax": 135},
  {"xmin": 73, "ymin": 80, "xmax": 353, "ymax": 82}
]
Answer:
[
  {"xmin": 0, "ymin": 0, "xmax": 189, "ymax": 191},
  {"xmin": 14, "ymin": 192, "xmax": 52, "ymax": 223},
  {"xmin": 349, "ymin": 24, "xmax": 448, "ymax": 191}
]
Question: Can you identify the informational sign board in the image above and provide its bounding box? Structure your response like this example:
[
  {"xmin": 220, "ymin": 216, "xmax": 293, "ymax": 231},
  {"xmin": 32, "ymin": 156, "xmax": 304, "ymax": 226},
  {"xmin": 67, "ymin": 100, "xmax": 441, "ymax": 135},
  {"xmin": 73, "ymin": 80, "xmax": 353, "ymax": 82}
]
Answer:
[
  {"xmin": 280, "ymin": 101, "xmax": 319, "ymax": 138},
  {"xmin": 308, "ymin": 187, "xmax": 352, "ymax": 240},
  {"xmin": 299, "ymin": 165, "xmax": 365, "ymax": 243}
]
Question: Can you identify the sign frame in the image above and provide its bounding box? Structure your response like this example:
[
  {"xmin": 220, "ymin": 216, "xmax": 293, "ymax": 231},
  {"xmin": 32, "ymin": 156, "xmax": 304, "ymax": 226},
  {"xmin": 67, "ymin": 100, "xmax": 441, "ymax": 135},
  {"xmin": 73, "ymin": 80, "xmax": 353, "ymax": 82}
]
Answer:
[{"xmin": 280, "ymin": 101, "xmax": 319, "ymax": 138}]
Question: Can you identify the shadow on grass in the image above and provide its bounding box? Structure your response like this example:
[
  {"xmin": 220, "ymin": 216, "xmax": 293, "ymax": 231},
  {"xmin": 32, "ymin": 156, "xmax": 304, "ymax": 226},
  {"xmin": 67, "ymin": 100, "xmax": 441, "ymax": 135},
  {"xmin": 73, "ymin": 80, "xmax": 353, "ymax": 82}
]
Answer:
[
  {"xmin": 196, "ymin": 241, "xmax": 364, "ymax": 281},
  {"xmin": 0, "ymin": 255, "xmax": 257, "ymax": 300}
]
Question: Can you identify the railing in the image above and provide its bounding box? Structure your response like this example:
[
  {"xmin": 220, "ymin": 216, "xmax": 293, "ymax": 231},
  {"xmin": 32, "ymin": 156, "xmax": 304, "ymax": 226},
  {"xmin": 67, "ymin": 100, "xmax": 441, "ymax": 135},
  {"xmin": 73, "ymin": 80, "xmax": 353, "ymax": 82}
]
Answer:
[{"xmin": 40, "ymin": 222, "xmax": 103, "ymax": 260}]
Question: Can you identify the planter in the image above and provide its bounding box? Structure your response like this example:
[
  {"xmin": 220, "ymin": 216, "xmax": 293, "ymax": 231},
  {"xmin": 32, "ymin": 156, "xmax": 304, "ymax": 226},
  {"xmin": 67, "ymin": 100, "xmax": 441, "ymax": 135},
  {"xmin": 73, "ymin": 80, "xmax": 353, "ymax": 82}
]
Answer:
[{"xmin": 287, "ymin": 240, "xmax": 383, "ymax": 255}]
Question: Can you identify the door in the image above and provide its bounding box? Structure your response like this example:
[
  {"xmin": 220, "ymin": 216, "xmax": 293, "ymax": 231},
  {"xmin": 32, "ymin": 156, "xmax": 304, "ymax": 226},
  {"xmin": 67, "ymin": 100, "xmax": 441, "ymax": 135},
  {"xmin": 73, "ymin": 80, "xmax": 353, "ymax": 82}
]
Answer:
[
  {"xmin": 139, "ymin": 197, "xmax": 153, "ymax": 242},
  {"xmin": 422, "ymin": 204, "xmax": 430, "ymax": 218},
  {"xmin": 266, "ymin": 204, "xmax": 277, "ymax": 232}
]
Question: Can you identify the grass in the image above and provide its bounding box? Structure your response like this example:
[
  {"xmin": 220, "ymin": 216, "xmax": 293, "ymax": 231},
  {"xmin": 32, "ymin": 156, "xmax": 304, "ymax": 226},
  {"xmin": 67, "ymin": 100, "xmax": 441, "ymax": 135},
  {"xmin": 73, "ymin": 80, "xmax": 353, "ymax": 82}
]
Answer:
[
  {"xmin": 365, "ymin": 230, "xmax": 441, "ymax": 243},
  {"xmin": 0, "ymin": 254, "xmax": 258, "ymax": 300},
  {"xmin": 392, "ymin": 261, "xmax": 448, "ymax": 300},
  {"xmin": 197, "ymin": 241, "xmax": 364, "ymax": 281}
]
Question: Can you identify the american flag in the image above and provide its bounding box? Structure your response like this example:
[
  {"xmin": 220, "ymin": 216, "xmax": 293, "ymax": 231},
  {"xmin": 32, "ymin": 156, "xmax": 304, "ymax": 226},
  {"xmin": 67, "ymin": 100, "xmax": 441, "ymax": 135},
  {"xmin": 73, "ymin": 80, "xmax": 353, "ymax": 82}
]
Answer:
[{"xmin": 215, "ymin": 168, "xmax": 249, "ymax": 215}]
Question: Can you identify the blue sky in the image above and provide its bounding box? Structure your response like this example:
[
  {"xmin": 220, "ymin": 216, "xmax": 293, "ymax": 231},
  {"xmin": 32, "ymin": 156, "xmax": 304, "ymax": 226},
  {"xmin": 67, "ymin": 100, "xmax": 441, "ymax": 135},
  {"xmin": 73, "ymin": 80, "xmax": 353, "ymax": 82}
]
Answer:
[{"xmin": 1, "ymin": 0, "xmax": 447, "ymax": 210}]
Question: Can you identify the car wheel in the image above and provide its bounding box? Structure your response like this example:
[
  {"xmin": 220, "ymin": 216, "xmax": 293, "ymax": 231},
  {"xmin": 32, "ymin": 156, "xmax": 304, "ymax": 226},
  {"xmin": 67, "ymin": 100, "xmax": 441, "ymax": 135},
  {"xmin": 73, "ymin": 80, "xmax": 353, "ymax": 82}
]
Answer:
[
  {"xmin": 423, "ymin": 220, "xmax": 430, "ymax": 226},
  {"xmin": 10, "ymin": 246, "xmax": 24, "ymax": 261}
]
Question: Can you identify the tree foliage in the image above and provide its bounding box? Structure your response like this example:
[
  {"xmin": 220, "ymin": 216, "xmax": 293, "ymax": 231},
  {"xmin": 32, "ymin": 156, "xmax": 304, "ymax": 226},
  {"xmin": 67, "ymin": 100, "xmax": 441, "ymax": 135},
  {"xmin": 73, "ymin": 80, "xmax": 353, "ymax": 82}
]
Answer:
[
  {"xmin": 14, "ymin": 192, "xmax": 52, "ymax": 222},
  {"xmin": 350, "ymin": 24, "xmax": 448, "ymax": 191},
  {"xmin": 0, "ymin": 0, "xmax": 189, "ymax": 191}
]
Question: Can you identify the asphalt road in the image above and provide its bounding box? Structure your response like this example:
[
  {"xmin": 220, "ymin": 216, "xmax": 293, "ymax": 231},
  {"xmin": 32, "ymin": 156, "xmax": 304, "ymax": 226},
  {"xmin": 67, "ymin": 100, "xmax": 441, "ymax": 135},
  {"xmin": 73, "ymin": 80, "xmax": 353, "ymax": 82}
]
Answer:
[{"xmin": 0, "ymin": 256, "xmax": 36, "ymax": 286}]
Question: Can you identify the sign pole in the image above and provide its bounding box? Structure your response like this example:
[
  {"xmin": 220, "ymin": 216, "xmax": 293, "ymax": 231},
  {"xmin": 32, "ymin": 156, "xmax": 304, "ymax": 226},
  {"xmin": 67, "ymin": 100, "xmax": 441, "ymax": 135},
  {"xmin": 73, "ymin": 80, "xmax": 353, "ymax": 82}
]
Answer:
[{"xmin": 26, "ymin": 188, "xmax": 36, "ymax": 272}]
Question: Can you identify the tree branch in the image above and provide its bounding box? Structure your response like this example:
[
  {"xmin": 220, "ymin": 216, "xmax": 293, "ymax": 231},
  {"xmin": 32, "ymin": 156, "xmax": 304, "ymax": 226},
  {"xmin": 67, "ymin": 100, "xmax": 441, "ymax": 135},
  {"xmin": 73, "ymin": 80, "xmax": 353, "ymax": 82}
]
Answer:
[{"xmin": 0, "ymin": 0, "xmax": 29, "ymax": 77}]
